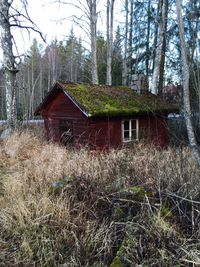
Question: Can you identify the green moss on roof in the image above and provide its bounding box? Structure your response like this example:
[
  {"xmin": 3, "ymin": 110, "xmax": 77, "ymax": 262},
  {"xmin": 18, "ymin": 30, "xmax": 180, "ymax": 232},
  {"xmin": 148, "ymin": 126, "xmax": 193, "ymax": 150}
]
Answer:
[{"xmin": 58, "ymin": 81, "xmax": 178, "ymax": 117}]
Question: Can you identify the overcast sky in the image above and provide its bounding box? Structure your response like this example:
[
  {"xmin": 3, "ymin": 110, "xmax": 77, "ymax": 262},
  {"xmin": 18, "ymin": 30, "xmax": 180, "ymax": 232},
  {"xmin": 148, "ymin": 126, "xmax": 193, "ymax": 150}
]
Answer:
[
  {"xmin": 0, "ymin": 0, "xmax": 124, "ymax": 66},
  {"xmin": 11, "ymin": 0, "xmax": 86, "ymax": 54},
  {"xmin": 9, "ymin": 0, "xmax": 124, "ymax": 55}
]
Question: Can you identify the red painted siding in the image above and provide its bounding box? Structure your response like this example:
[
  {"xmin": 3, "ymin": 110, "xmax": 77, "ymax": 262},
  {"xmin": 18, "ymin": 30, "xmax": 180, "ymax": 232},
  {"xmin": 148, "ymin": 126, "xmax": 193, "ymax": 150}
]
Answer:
[
  {"xmin": 87, "ymin": 117, "xmax": 122, "ymax": 149},
  {"xmin": 44, "ymin": 91, "xmax": 85, "ymax": 118},
  {"xmin": 41, "ymin": 91, "xmax": 88, "ymax": 143},
  {"xmin": 139, "ymin": 115, "xmax": 168, "ymax": 147},
  {"xmin": 87, "ymin": 116, "xmax": 168, "ymax": 149},
  {"xmin": 109, "ymin": 119, "xmax": 122, "ymax": 147},
  {"xmin": 40, "ymin": 90, "xmax": 169, "ymax": 148}
]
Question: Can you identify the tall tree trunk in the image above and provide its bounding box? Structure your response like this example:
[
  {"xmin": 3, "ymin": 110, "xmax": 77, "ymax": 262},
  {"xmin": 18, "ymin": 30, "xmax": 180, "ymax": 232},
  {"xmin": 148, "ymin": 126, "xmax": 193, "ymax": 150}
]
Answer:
[
  {"xmin": 128, "ymin": 0, "xmax": 133, "ymax": 85},
  {"xmin": 146, "ymin": 0, "xmax": 151, "ymax": 77},
  {"xmin": 188, "ymin": 0, "xmax": 199, "ymax": 63},
  {"xmin": 176, "ymin": 0, "xmax": 200, "ymax": 167},
  {"xmin": 158, "ymin": 0, "xmax": 168, "ymax": 94},
  {"xmin": 151, "ymin": 0, "xmax": 168, "ymax": 94},
  {"xmin": 70, "ymin": 40, "xmax": 74, "ymax": 81},
  {"xmin": 152, "ymin": 1, "xmax": 161, "ymax": 74},
  {"xmin": 106, "ymin": 0, "xmax": 115, "ymax": 85},
  {"xmin": 87, "ymin": 0, "xmax": 99, "ymax": 84},
  {"xmin": 122, "ymin": 0, "xmax": 129, "ymax": 86},
  {"xmin": 27, "ymin": 64, "xmax": 31, "ymax": 120},
  {"xmin": 0, "ymin": 0, "xmax": 18, "ymax": 129},
  {"xmin": 39, "ymin": 60, "xmax": 43, "ymax": 101},
  {"xmin": 52, "ymin": 49, "xmax": 57, "ymax": 82}
]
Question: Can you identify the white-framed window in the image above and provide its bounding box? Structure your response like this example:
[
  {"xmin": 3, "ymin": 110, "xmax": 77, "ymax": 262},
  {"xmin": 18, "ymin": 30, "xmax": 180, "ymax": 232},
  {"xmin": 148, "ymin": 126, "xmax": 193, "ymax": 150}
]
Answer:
[{"xmin": 122, "ymin": 119, "xmax": 139, "ymax": 142}]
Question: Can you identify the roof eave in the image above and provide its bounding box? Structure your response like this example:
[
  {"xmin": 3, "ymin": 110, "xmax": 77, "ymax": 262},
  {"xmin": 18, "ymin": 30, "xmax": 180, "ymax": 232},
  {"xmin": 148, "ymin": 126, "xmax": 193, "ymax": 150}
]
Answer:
[
  {"xmin": 57, "ymin": 82, "xmax": 90, "ymax": 118},
  {"xmin": 62, "ymin": 90, "xmax": 90, "ymax": 118},
  {"xmin": 88, "ymin": 108, "xmax": 179, "ymax": 118},
  {"xmin": 34, "ymin": 81, "xmax": 90, "ymax": 118}
]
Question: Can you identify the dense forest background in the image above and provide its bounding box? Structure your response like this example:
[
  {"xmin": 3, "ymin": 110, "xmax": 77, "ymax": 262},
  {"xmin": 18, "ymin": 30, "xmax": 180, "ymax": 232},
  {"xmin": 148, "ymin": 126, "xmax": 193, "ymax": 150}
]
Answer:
[
  {"xmin": 1, "ymin": 2, "xmax": 200, "ymax": 264},
  {"xmin": 0, "ymin": 0, "xmax": 199, "ymax": 121}
]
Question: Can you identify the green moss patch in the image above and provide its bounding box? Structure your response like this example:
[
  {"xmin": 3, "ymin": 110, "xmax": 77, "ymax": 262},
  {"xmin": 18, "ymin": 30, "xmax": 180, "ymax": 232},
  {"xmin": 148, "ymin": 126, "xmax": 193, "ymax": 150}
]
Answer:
[{"xmin": 58, "ymin": 81, "xmax": 179, "ymax": 117}]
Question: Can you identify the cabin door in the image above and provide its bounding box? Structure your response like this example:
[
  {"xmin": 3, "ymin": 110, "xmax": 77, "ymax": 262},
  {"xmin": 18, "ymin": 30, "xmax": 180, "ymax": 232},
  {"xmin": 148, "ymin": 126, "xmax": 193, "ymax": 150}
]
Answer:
[{"xmin": 59, "ymin": 120, "xmax": 73, "ymax": 145}]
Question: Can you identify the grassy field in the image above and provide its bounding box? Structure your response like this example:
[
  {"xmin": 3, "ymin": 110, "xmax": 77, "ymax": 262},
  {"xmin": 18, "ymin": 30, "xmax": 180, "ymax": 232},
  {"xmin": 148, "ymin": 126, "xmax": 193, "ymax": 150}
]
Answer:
[{"xmin": 0, "ymin": 131, "xmax": 200, "ymax": 266}]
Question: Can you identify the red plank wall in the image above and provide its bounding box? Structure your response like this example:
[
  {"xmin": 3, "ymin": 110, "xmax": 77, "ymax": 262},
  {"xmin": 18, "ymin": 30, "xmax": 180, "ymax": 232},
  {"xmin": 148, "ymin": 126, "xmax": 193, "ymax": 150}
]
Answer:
[
  {"xmin": 42, "ymin": 91, "xmax": 88, "ymax": 143},
  {"xmin": 88, "ymin": 116, "xmax": 169, "ymax": 149},
  {"xmin": 46, "ymin": 91, "xmax": 85, "ymax": 118},
  {"xmin": 40, "ymin": 90, "xmax": 169, "ymax": 148},
  {"xmin": 88, "ymin": 117, "xmax": 121, "ymax": 149},
  {"xmin": 138, "ymin": 115, "xmax": 168, "ymax": 147}
]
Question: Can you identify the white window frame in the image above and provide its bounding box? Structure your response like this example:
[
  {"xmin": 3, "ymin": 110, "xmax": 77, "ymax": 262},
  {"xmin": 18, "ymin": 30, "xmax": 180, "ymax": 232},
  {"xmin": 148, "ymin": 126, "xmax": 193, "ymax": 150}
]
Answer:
[{"xmin": 122, "ymin": 119, "xmax": 139, "ymax": 142}]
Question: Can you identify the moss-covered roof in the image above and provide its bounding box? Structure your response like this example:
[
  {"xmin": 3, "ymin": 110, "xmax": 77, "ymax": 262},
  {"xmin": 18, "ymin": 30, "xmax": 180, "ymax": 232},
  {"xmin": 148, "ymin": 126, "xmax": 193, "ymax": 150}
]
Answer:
[{"xmin": 57, "ymin": 81, "xmax": 178, "ymax": 117}]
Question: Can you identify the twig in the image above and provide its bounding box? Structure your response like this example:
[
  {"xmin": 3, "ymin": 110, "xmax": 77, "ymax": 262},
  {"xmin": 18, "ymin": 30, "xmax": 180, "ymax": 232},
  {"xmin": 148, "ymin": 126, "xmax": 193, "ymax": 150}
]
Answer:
[
  {"xmin": 166, "ymin": 191, "xmax": 200, "ymax": 205},
  {"xmin": 10, "ymin": 24, "xmax": 46, "ymax": 42}
]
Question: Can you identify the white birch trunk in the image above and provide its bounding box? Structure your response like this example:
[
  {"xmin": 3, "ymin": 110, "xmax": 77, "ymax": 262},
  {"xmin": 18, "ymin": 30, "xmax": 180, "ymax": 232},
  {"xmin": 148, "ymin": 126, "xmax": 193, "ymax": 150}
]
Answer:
[
  {"xmin": 176, "ymin": 0, "xmax": 200, "ymax": 167},
  {"xmin": 87, "ymin": 0, "xmax": 98, "ymax": 84},
  {"xmin": 122, "ymin": 0, "xmax": 128, "ymax": 86},
  {"xmin": 106, "ymin": 0, "xmax": 115, "ymax": 86},
  {"xmin": 151, "ymin": 0, "xmax": 168, "ymax": 94},
  {"xmin": 0, "ymin": 0, "xmax": 18, "ymax": 129},
  {"xmin": 146, "ymin": 0, "xmax": 151, "ymax": 77},
  {"xmin": 128, "ymin": 0, "xmax": 133, "ymax": 85}
]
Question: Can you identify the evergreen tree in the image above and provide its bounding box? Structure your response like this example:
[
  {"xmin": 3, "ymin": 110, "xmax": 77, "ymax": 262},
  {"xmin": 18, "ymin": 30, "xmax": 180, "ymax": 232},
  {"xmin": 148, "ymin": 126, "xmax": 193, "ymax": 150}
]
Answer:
[
  {"xmin": 112, "ymin": 26, "xmax": 123, "ymax": 85},
  {"xmin": 96, "ymin": 35, "xmax": 107, "ymax": 84}
]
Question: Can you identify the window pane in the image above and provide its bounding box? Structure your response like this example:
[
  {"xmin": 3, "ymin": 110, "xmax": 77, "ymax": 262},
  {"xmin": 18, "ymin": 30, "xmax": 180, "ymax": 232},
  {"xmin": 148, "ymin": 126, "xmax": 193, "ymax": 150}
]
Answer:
[
  {"xmin": 131, "ymin": 120, "xmax": 136, "ymax": 130},
  {"xmin": 131, "ymin": 130, "xmax": 137, "ymax": 140},
  {"xmin": 124, "ymin": 131, "xmax": 129, "ymax": 139},
  {"xmin": 124, "ymin": 121, "xmax": 129, "ymax": 131}
]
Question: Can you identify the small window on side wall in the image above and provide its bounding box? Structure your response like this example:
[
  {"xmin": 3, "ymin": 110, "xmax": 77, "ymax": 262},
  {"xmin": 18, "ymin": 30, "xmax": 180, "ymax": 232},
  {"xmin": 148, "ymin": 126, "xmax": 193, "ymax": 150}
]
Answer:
[{"xmin": 122, "ymin": 119, "xmax": 139, "ymax": 142}]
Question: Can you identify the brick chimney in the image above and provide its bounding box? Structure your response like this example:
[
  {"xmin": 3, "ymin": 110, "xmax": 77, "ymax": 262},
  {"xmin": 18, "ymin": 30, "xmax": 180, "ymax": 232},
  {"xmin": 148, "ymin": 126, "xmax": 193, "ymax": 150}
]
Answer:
[{"xmin": 130, "ymin": 74, "xmax": 149, "ymax": 94}]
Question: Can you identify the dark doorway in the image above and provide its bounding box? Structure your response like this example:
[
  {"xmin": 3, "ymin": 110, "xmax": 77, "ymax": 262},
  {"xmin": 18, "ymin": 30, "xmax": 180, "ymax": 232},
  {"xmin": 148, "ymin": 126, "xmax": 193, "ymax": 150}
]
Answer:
[{"xmin": 59, "ymin": 120, "xmax": 73, "ymax": 145}]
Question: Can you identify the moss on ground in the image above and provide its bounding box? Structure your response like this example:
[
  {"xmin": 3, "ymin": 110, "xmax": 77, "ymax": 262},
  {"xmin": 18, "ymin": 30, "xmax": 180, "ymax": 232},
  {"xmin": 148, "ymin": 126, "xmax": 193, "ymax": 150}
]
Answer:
[{"xmin": 109, "ymin": 257, "xmax": 125, "ymax": 267}]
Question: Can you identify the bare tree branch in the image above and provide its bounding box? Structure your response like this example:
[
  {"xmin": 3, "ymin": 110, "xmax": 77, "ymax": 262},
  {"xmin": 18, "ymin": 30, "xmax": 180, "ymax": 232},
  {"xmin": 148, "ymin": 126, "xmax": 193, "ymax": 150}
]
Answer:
[
  {"xmin": 52, "ymin": 0, "xmax": 90, "ymax": 18},
  {"xmin": 10, "ymin": 24, "xmax": 46, "ymax": 43}
]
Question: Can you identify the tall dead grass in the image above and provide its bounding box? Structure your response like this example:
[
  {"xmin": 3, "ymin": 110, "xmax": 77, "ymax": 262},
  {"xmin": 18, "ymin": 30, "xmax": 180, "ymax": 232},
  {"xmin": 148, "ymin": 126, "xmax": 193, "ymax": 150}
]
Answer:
[{"xmin": 0, "ymin": 131, "xmax": 200, "ymax": 266}]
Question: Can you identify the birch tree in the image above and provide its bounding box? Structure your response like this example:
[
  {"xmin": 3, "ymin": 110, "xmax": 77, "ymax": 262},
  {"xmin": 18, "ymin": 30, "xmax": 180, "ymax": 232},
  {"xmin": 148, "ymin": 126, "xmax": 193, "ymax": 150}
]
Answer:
[
  {"xmin": 122, "ymin": 0, "xmax": 128, "ymax": 86},
  {"xmin": 128, "ymin": 0, "xmax": 133, "ymax": 85},
  {"xmin": 157, "ymin": 0, "xmax": 168, "ymax": 93},
  {"xmin": 87, "ymin": 0, "xmax": 98, "ymax": 84},
  {"xmin": 176, "ymin": 0, "xmax": 200, "ymax": 167},
  {"xmin": 145, "ymin": 0, "xmax": 151, "ymax": 77},
  {"xmin": 106, "ymin": 0, "xmax": 115, "ymax": 85},
  {"xmin": 56, "ymin": 0, "xmax": 99, "ymax": 84},
  {"xmin": 151, "ymin": 0, "xmax": 168, "ymax": 95},
  {"xmin": 0, "ymin": 0, "xmax": 18, "ymax": 129},
  {"xmin": 0, "ymin": 0, "xmax": 45, "ymax": 131}
]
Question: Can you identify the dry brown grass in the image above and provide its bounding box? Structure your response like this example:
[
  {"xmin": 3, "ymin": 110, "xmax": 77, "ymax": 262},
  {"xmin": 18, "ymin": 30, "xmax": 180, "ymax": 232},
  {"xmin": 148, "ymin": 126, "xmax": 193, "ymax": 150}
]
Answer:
[{"xmin": 0, "ymin": 131, "xmax": 200, "ymax": 266}]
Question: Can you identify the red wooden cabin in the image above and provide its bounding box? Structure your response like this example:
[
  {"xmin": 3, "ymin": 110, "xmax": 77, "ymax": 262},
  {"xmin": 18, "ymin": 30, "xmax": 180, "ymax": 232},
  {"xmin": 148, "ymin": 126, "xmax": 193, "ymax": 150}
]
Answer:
[{"xmin": 35, "ymin": 81, "xmax": 177, "ymax": 149}]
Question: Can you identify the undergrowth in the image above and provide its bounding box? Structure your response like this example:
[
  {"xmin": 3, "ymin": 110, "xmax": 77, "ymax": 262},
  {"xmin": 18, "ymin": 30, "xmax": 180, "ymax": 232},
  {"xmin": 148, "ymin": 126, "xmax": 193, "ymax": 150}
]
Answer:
[{"xmin": 0, "ymin": 131, "xmax": 200, "ymax": 266}]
